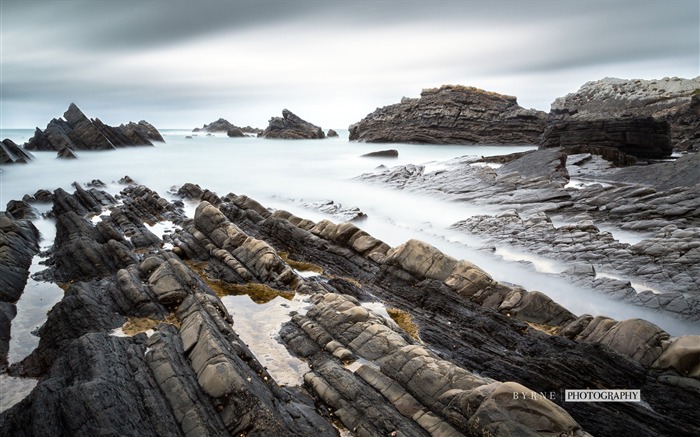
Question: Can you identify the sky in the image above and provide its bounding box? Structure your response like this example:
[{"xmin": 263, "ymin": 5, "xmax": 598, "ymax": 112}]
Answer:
[{"xmin": 1, "ymin": 0, "xmax": 698, "ymax": 130}]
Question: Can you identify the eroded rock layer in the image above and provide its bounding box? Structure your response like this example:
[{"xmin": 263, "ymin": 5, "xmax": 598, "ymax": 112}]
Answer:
[
  {"xmin": 349, "ymin": 85, "xmax": 547, "ymax": 144},
  {"xmin": 1, "ymin": 181, "xmax": 698, "ymax": 436}
]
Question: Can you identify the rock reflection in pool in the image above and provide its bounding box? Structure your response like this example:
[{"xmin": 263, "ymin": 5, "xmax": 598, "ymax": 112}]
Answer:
[{"xmin": 220, "ymin": 294, "xmax": 311, "ymax": 387}]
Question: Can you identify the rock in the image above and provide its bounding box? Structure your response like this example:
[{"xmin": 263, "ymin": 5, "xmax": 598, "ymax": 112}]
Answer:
[
  {"xmin": 0, "ymin": 139, "xmax": 34, "ymax": 164},
  {"xmin": 349, "ymin": 85, "xmax": 547, "ymax": 144},
  {"xmin": 549, "ymin": 76, "xmax": 700, "ymax": 151},
  {"xmin": 326, "ymin": 129, "xmax": 339, "ymax": 137},
  {"xmin": 24, "ymin": 103, "xmax": 164, "ymax": 151},
  {"xmin": 652, "ymin": 336, "xmax": 700, "ymax": 377},
  {"xmin": 56, "ymin": 146, "xmax": 78, "ymax": 159},
  {"xmin": 362, "ymin": 149, "xmax": 399, "ymax": 158},
  {"xmin": 193, "ymin": 118, "xmax": 261, "ymax": 135},
  {"xmin": 227, "ymin": 127, "xmax": 245, "ymax": 137},
  {"xmin": 540, "ymin": 117, "xmax": 672, "ymax": 159},
  {"xmin": 262, "ymin": 109, "xmax": 325, "ymax": 139},
  {"xmin": 6, "ymin": 200, "xmax": 39, "ymax": 220}
]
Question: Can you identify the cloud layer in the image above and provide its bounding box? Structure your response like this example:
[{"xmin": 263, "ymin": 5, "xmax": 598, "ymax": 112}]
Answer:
[{"xmin": 2, "ymin": 0, "xmax": 698, "ymax": 129}]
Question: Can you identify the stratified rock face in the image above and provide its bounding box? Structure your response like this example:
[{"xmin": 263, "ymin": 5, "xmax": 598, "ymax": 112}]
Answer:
[
  {"xmin": 349, "ymin": 85, "xmax": 547, "ymax": 144},
  {"xmin": 540, "ymin": 117, "xmax": 672, "ymax": 159},
  {"xmin": 56, "ymin": 146, "xmax": 78, "ymax": 159},
  {"xmin": 550, "ymin": 77, "xmax": 700, "ymax": 150},
  {"xmin": 24, "ymin": 103, "xmax": 164, "ymax": 151},
  {"xmin": 262, "ymin": 109, "xmax": 325, "ymax": 139},
  {"xmin": 0, "ymin": 139, "xmax": 34, "ymax": 164}
]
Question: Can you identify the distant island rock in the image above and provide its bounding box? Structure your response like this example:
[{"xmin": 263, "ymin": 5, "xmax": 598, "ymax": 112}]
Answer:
[
  {"xmin": 326, "ymin": 129, "xmax": 339, "ymax": 137},
  {"xmin": 261, "ymin": 109, "xmax": 325, "ymax": 139},
  {"xmin": 362, "ymin": 149, "xmax": 399, "ymax": 158},
  {"xmin": 349, "ymin": 85, "xmax": 547, "ymax": 144},
  {"xmin": 1, "ymin": 139, "xmax": 34, "ymax": 164},
  {"xmin": 550, "ymin": 77, "xmax": 700, "ymax": 151},
  {"xmin": 192, "ymin": 118, "xmax": 262, "ymax": 136},
  {"xmin": 23, "ymin": 103, "xmax": 164, "ymax": 152}
]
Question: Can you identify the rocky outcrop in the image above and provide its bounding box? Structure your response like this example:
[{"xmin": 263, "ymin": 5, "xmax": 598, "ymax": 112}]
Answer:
[
  {"xmin": 550, "ymin": 77, "xmax": 700, "ymax": 150},
  {"xmin": 349, "ymin": 85, "xmax": 547, "ymax": 144},
  {"xmin": 24, "ymin": 103, "xmax": 164, "ymax": 152},
  {"xmin": 261, "ymin": 109, "xmax": 325, "ymax": 139},
  {"xmin": 2, "ymin": 182, "xmax": 699, "ymax": 436},
  {"xmin": 326, "ymin": 129, "xmax": 339, "ymax": 138},
  {"xmin": 0, "ymin": 139, "xmax": 34, "ymax": 164},
  {"xmin": 193, "ymin": 118, "xmax": 262, "ymax": 136},
  {"xmin": 56, "ymin": 146, "xmax": 78, "ymax": 159},
  {"xmin": 0, "ymin": 212, "xmax": 40, "ymax": 372},
  {"xmin": 540, "ymin": 117, "xmax": 672, "ymax": 159}
]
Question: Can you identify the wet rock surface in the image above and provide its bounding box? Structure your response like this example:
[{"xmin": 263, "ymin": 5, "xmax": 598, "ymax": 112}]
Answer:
[
  {"xmin": 349, "ymin": 85, "xmax": 547, "ymax": 144},
  {"xmin": 1, "ymin": 181, "xmax": 698, "ymax": 436},
  {"xmin": 24, "ymin": 103, "xmax": 164, "ymax": 152},
  {"xmin": 261, "ymin": 109, "xmax": 325, "ymax": 139}
]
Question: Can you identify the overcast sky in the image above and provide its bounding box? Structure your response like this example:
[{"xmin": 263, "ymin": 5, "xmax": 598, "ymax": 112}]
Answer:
[{"xmin": 1, "ymin": 0, "xmax": 698, "ymax": 129}]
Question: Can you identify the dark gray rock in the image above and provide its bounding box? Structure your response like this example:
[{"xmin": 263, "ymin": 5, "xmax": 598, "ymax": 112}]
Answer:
[
  {"xmin": 349, "ymin": 85, "xmax": 547, "ymax": 144},
  {"xmin": 362, "ymin": 149, "xmax": 399, "ymax": 158},
  {"xmin": 262, "ymin": 109, "xmax": 325, "ymax": 139},
  {"xmin": 540, "ymin": 117, "xmax": 672, "ymax": 159},
  {"xmin": 0, "ymin": 139, "xmax": 34, "ymax": 164},
  {"xmin": 56, "ymin": 146, "xmax": 78, "ymax": 159},
  {"xmin": 24, "ymin": 103, "xmax": 164, "ymax": 151},
  {"xmin": 326, "ymin": 129, "xmax": 339, "ymax": 138}
]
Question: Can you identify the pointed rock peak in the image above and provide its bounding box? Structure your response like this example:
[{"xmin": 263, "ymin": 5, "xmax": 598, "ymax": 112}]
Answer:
[
  {"xmin": 282, "ymin": 109, "xmax": 292, "ymax": 119},
  {"xmin": 64, "ymin": 103, "xmax": 89, "ymax": 124}
]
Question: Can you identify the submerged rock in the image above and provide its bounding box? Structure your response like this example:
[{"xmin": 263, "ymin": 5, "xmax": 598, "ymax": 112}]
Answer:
[
  {"xmin": 24, "ymin": 103, "xmax": 164, "ymax": 151},
  {"xmin": 262, "ymin": 109, "xmax": 325, "ymax": 139},
  {"xmin": 56, "ymin": 146, "xmax": 78, "ymax": 159},
  {"xmin": 362, "ymin": 149, "xmax": 398, "ymax": 158},
  {"xmin": 349, "ymin": 85, "xmax": 547, "ymax": 144}
]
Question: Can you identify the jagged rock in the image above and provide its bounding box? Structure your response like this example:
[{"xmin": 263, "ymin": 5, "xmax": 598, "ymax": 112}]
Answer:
[
  {"xmin": 349, "ymin": 85, "xmax": 547, "ymax": 144},
  {"xmin": 262, "ymin": 109, "xmax": 325, "ymax": 139},
  {"xmin": 0, "ymin": 139, "xmax": 34, "ymax": 164},
  {"xmin": 193, "ymin": 118, "xmax": 261, "ymax": 135},
  {"xmin": 540, "ymin": 117, "xmax": 672, "ymax": 159},
  {"xmin": 362, "ymin": 149, "xmax": 398, "ymax": 158},
  {"xmin": 56, "ymin": 146, "xmax": 78, "ymax": 159},
  {"xmin": 24, "ymin": 103, "xmax": 164, "ymax": 151},
  {"xmin": 550, "ymin": 77, "xmax": 700, "ymax": 150},
  {"xmin": 326, "ymin": 129, "xmax": 339, "ymax": 137}
]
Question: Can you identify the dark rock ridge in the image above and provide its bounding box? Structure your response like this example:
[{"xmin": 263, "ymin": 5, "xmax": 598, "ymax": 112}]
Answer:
[
  {"xmin": 192, "ymin": 118, "xmax": 262, "ymax": 136},
  {"xmin": 1, "ymin": 181, "xmax": 698, "ymax": 436},
  {"xmin": 24, "ymin": 103, "xmax": 164, "ymax": 152},
  {"xmin": 349, "ymin": 85, "xmax": 547, "ymax": 144},
  {"xmin": 540, "ymin": 117, "xmax": 672, "ymax": 159},
  {"xmin": 261, "ymin": 109, "xmax": 325, "ymax": 139},
  {"xmin": 0, "ymin": 211, "xmax": 40, "ymax": 372},
  {"xmin": 1, "ymin": 139, "xmax": 34, "ymax": 164},
  {"xmin": 550, "ymin": 77, "xmax": 700, "ymax": 151}
]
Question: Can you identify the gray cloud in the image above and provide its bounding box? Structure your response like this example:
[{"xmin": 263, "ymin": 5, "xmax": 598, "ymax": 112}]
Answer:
[{"xmin": 2, "ymin": 0, "xmax": 698, "ymax": 129}]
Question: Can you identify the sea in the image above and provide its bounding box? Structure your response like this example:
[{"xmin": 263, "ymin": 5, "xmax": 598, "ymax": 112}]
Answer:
[{"xmin": 1, "ymin": 128, "xmax": 698, "ymax": 411}]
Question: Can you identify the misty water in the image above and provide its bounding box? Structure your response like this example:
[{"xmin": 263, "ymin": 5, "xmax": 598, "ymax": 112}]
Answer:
[{"xmin": 1, "ymin": 129, "xmax": 698, "ymax": 409}]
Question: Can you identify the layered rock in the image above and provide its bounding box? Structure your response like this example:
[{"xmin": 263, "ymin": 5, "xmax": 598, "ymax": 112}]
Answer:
[
  {"xmin": 24, "ymin": 103, "xmax": 164, "ymax": 152},
  {"xmin": 349, "ymin": 85, "xmax": 547, "ymax": 144},
  {"xmin": 0, "ymin": 212, "xmax": 40, "ymax": 372},
  {"xmin": 192, "ymin": 118, "xmax": 262, "ymax": 135},
  {"xmin": 0, "ymin": 139, "xmax": 34, "ymax": 164},
  {"xmin": 550, "ymin": 77, "xmax": 700, "ymax": 150},
  {"xmin": 3, "ymin": 182, "xmax": 699, "ymax": 437},
  {"xmin": 540, "ymin": 117, "xmax": 673, "ymax": 159},
  {"xmin": 261, "ymin": 109, "xmax": 325, "ymax": 139}
]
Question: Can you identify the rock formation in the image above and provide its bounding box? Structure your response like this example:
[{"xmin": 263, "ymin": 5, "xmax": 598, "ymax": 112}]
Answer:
[
  {"xmin": 349, "ymin": 85, "xmax": 547, "ymax": 144},
  {"xmin": 0, "ymin": 139, "xmax": 34, "ymax": 164},
  {"xmin": 192, "ymin": 118, "xmax": 262, "ymax": 136},
  {"xmin": 24, "ymin": 103, "xmax": 164, "ymax": 152},
  {"xmin": 362, "ymin": 149, "xmax": 399, "ymax": 158},
  {"xmin": 326, "ymin": 129, "xmax": 339, "ymax": 137},
  {"xmin": 261, "ymin": 109, "xmax": 325, "ymax": 139},
  {"xmin": 1, "ymin": 180, "xmax": 698, "ymax": 436},
  {"xmin": 550, "ymin": 77, "xmax": 700, "ymax": 151},
  {"xmin": 540, "ymin": 117, "xmax": 673, "ymax": 159}
]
